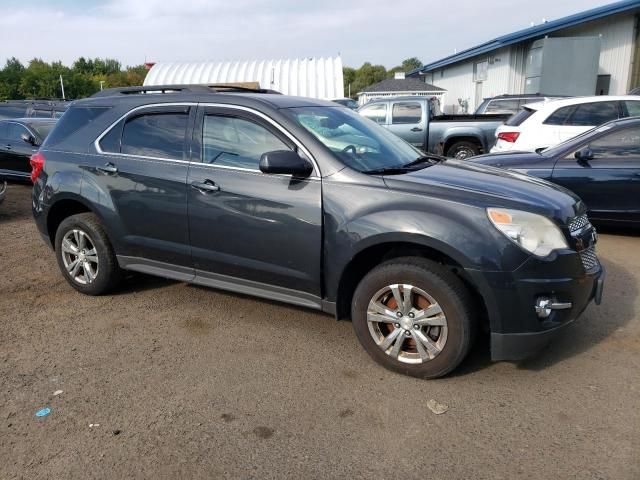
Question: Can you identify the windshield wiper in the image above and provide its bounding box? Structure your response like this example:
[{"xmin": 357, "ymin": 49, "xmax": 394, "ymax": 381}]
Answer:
[
  {"xmin": 363, "ymin": 166, "xmax": 411, "ymax": 175},
  {"xmin": 401, "ymin": 154, "xmax": 445, "ymax": 169}
]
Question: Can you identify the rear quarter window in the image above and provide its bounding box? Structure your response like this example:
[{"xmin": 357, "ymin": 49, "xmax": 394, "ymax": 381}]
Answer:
[
  {"xmin": 505, "ymin": 107, "xmax": 535, "ymax": 126},
  {"xmin": 43, "ymin": 106, "xmax": 110, "ymax": 147}
]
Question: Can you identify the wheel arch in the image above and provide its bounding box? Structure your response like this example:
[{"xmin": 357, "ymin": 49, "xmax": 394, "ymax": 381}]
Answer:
[
  {"xmin": 443, "ymin": 136, "xmax": 483, "ymax": 156},
  {"xmin": 46, "ymin": 194, "xmax": 99, "ymax": 249},
  {"xmin": 334, "ymin": 238, "xmax": 489, "ymax": 328}
]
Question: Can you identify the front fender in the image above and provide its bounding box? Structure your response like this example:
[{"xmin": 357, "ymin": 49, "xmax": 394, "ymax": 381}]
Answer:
[{"xmin": 322, "ymin": 178, "xmax": 528, "ymax": 303}]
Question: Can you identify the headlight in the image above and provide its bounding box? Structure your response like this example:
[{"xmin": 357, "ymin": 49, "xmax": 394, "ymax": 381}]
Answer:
[{"xmin": 487, "ymin": 208, "xmax": 568, "ymax": 257}]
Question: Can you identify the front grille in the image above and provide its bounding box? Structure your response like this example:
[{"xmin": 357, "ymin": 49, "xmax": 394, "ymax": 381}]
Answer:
[
  {"xmin": 579, "ymin": 246, "xmax": 599, "ymax": 272},
  {"xmin": 568, "ymin": 214, "xmax": 590, "ymax": 233}
]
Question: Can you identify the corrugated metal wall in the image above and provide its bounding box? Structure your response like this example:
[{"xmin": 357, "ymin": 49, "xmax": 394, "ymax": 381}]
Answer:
[
  {"xmin": 143, "ymin": 57, "xmax": 344, "ymax": 99},
  {"xmin": 558, "ymin": 13, "xmax": 636, "ymax": 94},
  {"xmin": 423, "ymin": 12, "xmax": 636, "ymax": 112}
]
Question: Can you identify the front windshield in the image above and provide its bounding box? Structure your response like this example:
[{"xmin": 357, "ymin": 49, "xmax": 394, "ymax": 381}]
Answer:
[{"xmin": 283, "ymin": 106, "xmax": 425, "ymax": 173}]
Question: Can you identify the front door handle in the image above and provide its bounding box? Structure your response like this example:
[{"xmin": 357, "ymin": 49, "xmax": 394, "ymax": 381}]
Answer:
[
  {"xmin": 96, "ymin": 162, "xmax": 118, "ymax": 174},
  {"xmin": 5, "ymin": 144, "xmax": 12, "ymax": 150},
  {"xmin": 410, "ymin": 127, "xmax": 423, "ymax": 132},
  {"xmin": 191, "ymin": 180, "xmax": 220, "ymax": 193}
]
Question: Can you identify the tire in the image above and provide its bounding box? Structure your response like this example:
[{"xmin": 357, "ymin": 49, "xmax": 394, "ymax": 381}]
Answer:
[
  {"xmin": 446, "ymin": 141, "xmax": 480, "ymax": 159},
  {"xmin": 54, "ymin": 212, "xmax": 122, "ymax": 295},
  {"xmin": 351, "ymin": 257, "xmax": 476, "ymax": 379}
]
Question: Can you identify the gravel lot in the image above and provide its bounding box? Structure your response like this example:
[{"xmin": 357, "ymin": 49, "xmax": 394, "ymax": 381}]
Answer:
[{"xmin": 1, "ymin": 183, "xmax": 639, "ymax": 479}]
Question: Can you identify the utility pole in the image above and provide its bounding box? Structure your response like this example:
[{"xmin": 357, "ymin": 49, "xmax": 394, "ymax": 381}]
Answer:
[{"xmin": 59, "ymin": 75, "xmax": 66, "ymax": 100}]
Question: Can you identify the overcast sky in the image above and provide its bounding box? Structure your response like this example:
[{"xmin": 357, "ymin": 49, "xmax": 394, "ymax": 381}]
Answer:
[{"xmin": 0, "ymin": 0, "xmax": 614, "ymax": 69}]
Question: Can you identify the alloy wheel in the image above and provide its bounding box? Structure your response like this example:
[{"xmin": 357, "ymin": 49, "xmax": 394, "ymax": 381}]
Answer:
[
  {"xmin": 61, "ymin": 229, "xmax": 99, "ymax": 285},
  {"xmin": 367, "ymin": 284, "xmax": 448, "ymax": 364}
]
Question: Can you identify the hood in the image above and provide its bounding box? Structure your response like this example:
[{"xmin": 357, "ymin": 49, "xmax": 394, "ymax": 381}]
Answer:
[
  {"xmin": 382, "ymin": 159, "xmax": 583, "ymax": 222},
  {"xmin": 470, "ymin": 151, "xmax": 547, "ymax": 168}
]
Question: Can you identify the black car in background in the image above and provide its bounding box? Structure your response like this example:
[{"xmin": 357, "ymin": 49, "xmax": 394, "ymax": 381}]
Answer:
[
  {"xmin": 474, "ymin": 94, "xmax": 566, "ymax": 115},
  {"xmin": 471, "ymin": 117, "xmax": 640, "ymax": 227},
  {"xmin": 0, "ymin": 100, "xmax": 68, "ymax": 120},
  {"xmin": 0, "ymin": 118, "xmax": 57, "ymax": 181}
]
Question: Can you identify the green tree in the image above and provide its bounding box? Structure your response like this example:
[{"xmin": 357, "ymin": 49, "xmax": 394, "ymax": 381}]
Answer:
[{"xmin": 0, "ymin": 57, "xmax": 25, "ymax": 100}]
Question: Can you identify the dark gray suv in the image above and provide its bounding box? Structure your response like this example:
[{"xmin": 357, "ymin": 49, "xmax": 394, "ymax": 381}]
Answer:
[{"xmin": 31, "ymin": 85, "xmax": 604, "ymax": 378}]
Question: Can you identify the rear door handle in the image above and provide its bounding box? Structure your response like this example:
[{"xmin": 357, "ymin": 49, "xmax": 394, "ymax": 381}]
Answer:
[
  {"xmin": 410, "ymin": 127, "xmax": 423, "ymax": 132},
  {"xmin": 191, "ymin": 180, "xmax": 220, "ymax": 193},
  {"xmin": 96, "ymin": 162, "xmax": 118, "ymax": 174}
]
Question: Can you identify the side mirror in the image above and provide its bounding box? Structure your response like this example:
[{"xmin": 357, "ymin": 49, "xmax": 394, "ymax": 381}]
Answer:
[
  {"xmin": 575, "ymin": 147, "xmax": 594, "ymax": 161},
  {"xmin": 21, "ymin": 132, "xmax": 37, "ymax": 146},
  {"xmin": 259, "ymin": 150, "xmax": 313, "ymax": 177}
]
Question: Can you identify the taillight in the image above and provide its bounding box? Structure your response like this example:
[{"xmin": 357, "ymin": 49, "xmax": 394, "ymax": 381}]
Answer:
[
  {"xmin": 30, "ymin": 152, "xmax": 45, "ymax": 183},
  {"xmin": 497, "ymin": 132, "xmax": 520, "ymax": 143}
]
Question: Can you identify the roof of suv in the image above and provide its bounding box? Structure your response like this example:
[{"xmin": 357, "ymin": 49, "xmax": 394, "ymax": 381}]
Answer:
[
  {"xmin": 525, "ymin": 95, "xmax": 640, "ymax": 110},
  {"xmin": 76, "ymin": 85, "xmax": 337, "ymax": 110}
]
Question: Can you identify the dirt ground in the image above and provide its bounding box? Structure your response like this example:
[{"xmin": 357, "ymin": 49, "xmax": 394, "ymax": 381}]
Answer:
[{"xmin": 0, "ymin": 183, "xmax": 639, "ymax": 479}]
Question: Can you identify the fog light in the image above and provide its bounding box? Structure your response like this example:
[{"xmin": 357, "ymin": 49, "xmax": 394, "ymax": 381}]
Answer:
[
  {"xmin": 534, "ymin": 297, "xmax": 572, "ymax": 319},
  {"xmin": 535, "ymin": 298, "xmax": 552, "ymax": 318}
]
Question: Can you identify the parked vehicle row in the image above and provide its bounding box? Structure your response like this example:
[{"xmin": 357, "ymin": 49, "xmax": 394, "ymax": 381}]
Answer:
[
  {"xmin": 474, "ymin": 94, "xmax": 564, "ymax": 115},
  {"xmin": 357, "ymin": 96, "xmax": 509, "ymax": 159},
  {"xmin": 0, "ymin": 99, "xmax": 68, "ymax": 120},
  {"xmin": 474, "ymin": 117, "xmax": 640, "ymax": 227},
  {"xmin": 30, "ymin": 84, "xmax": 603, "ymax": 378},
  {"xmin": 0, "ymin": 118, "xmax": 57, "ymax": 181},
  {"xmin": 492, "ymin": 95, "xmax": 640, "ymax": 153}
]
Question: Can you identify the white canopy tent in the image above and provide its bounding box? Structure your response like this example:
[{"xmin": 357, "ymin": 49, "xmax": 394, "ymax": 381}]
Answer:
[{"xmin": 143, "ymin": 57, "xmax": 344, "ymax": 99}]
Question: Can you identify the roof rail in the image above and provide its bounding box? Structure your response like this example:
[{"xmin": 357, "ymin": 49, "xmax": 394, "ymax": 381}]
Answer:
[{"xmin": 90, "ymin": 83, "xmax": 281, "ymax": 98}]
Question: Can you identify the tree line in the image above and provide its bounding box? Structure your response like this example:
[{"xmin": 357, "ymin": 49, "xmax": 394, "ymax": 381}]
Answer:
[
  {"xmin": 343, "ymin": 57, "xmax": 423, "ymax": 96},
  {"xmin": 0, "ymin": 57, "xmax": 147, "ymax": 101},
  {"xmin": 0, "ymin": 56, "xmax": 423, "ymax": 101}
]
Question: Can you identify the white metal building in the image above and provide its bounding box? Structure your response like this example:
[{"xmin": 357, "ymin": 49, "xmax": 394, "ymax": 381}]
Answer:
[
  {"xmin": 409, "ymin": 0, "xmax": 640, "ymax": 113},
  {"xmin": 143, "ymin": 57, "xmax": 344, "ymax": 100}
]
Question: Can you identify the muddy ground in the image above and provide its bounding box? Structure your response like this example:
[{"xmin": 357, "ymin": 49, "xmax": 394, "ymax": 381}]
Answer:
[{"xmin": 1, "ymin": 183, "xmax": 638, "ymax": 479}]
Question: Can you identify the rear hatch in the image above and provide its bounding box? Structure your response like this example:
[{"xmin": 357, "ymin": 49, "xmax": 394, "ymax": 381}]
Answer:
[{"xmin": 493, "ymin": 104, "xmax": 540, "ymax": 151}]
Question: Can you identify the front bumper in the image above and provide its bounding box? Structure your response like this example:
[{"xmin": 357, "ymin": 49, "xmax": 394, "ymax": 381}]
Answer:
[
  {"xmin": 467, "ymin": 246, "xmax": 605, "ymax": 362},
  {"xmin": 491, "ymin": 265, "xmax": 604, "ymax": 361}
]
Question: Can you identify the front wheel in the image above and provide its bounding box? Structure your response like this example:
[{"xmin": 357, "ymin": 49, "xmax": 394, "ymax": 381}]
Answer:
[
  {"xmin": 446, "ymin": 141, "xmax": 480, "ymax": 159},
  {"xmin": 351, "ymin": 258, "xmax": 475, "ymax": 378}
]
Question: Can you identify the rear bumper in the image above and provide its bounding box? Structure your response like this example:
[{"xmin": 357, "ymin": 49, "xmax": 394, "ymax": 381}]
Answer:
[{"xmin": 489, "ymin": 265, "xmax": 605, "ymax": 361}]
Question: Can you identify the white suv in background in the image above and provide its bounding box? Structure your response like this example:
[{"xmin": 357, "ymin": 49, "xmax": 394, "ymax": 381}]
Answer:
[{"xmin": 491, "ymin": 96, "xmax": 640, "ymax": 153}]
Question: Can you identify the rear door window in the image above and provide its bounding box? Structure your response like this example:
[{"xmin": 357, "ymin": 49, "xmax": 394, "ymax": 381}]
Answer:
[
  {"xmin": 121, "ymin": 111, "xmax": 189, "ymax": 160},
  {"xmin": 359, "ymin": 103, "xmax": 387, "ymax": 124},
  {"xmin": 391, "ymin": 102, "xmax": 422, "ymax": 124},
  {"xmin": 0, "ymin": 122, "xmax": 8, "ymax": 138},
  {"xmin": 565, "ymin": 102, "xmax": 619, "ymax": 126}
]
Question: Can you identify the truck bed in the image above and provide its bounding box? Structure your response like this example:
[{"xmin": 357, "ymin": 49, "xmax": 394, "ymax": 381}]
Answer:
[{"xmin": 432, "ymin": 113, "xmax": 510, "ymax": 122}]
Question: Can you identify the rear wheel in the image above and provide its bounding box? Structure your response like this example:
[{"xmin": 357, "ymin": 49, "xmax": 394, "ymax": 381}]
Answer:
[
  {"xmin": 54, "ymin": 213, "xmax": 121, "ymax": 295},
  {"xmin": 351, "ymin": 257, "xmax": 475, "ymax": 378},
  {"xmin": 446, "ymin": 141, "xmax": 480, "ymax": 159}
]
